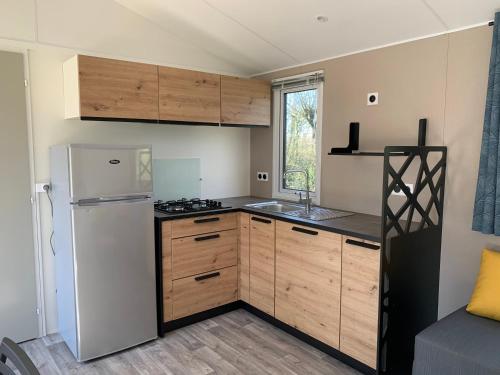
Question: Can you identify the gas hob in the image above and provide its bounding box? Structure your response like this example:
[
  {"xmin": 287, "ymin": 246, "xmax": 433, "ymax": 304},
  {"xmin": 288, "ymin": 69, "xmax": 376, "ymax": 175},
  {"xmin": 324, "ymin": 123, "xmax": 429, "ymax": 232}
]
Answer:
[{"xmin": 154, "ymin": 198, "xmax": 230, "ymax": 215}]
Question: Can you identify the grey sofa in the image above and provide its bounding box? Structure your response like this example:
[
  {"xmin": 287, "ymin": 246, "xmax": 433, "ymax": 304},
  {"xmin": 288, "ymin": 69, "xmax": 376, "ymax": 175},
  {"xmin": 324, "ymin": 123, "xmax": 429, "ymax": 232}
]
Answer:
[{"xmin": 413, "ymin": 306, "xmax": 500, "ymax": 375}]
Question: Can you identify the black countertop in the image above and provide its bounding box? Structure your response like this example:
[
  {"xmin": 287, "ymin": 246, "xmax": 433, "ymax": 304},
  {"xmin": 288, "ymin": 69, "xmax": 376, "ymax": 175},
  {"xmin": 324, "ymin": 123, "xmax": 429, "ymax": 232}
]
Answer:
[{"xmin": 154, "ymin": 196, "xmax": 383, "ymax": 242}]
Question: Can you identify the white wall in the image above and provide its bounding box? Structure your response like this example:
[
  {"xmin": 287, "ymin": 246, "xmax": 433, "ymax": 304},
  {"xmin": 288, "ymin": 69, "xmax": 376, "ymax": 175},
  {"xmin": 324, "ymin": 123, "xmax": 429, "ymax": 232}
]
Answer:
[
  {"xmin": 0, "ymin": 0, "xmax": 250, "ymax": 334},
  {"xmin": 27, "ymin": 48, "xmax": 250, "ymax": 333},
  {"xmin": 0, "ymin": 0, "xmax": 242, "ymax": 75}
]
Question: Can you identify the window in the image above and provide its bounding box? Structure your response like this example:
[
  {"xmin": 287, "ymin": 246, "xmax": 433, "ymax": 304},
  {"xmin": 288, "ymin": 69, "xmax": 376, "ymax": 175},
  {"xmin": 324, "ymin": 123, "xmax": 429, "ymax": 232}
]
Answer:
[{"xmin": 273, "ymin": 73, "xmax": 323, "ymax": 202}]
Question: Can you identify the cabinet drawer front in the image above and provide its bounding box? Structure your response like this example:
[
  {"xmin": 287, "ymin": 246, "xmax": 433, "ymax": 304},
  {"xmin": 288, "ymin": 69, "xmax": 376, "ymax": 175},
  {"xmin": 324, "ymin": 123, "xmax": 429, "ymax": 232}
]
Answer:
[
  {"xmin": 340, "ymin": 236, "xmax": 381, "ymax": 369},
  {"xmin": 172, "ymin": 229, "xmax": 237, "ymax": 279},
  {"xmin": 172, "ymin": 266, "xmax": 237, "ymax": 319},
  {"xmin": 275, "ymin": 221, "xmax": 342, "ymax": 349},
  {"xmin": 172, "ymin": 213, "xmax": 237, "ymax": 238}
]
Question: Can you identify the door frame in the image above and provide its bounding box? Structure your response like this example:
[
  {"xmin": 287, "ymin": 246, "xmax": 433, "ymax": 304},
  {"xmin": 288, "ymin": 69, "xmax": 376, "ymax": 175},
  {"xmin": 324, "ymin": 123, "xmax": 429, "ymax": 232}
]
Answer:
[
  {"xmin": 25, "ymin": 50, "xmax": 47, "ymax": 338},
  {"xmin": 0, "ymin": 46, "xmax": 46, "ymax": 338}
]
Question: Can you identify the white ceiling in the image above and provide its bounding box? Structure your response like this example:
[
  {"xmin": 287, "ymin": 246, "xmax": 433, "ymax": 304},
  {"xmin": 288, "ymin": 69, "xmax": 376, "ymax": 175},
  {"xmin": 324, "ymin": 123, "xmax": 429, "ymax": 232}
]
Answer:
[{"xmin": 115, "ymin": 0, "xmax": 499, "ymax": 76}]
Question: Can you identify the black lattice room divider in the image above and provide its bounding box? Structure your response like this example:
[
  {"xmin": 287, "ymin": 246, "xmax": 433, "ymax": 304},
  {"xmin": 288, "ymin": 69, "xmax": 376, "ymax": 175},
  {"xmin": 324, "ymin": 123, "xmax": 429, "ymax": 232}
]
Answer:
[{"xmin": 378, "ymin": 145, "xmax": 447, "ymax": 374}]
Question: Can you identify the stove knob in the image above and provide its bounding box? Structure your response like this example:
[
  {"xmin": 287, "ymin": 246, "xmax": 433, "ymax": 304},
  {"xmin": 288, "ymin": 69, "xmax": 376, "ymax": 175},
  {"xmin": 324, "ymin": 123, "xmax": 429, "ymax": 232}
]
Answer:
[{"xmin": 217, "ymin": 202, "xmax": 222, "ymax": 207}]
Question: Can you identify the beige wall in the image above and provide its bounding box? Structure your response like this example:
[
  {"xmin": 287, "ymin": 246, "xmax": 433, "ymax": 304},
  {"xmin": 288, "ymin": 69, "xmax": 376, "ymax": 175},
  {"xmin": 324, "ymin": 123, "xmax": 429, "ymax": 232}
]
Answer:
[{"xmin": 252, "ymin": 25, "xmax": 500, "ymax": 318}]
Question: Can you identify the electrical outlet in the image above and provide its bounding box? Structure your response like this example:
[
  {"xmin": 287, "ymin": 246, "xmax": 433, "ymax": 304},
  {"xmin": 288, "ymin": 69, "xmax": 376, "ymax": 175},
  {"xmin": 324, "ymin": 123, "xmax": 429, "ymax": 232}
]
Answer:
[
  {"xmin": 392, "ymin": 183, "xmax": 414, "ymax": 196},
  {"xmin": 257, "ymin": 172, "xmax": 269, "ymax": 181},
  {"xmin": 367, "ymin": 92, "xmax": 379, "ymax": 106},
  {"xmin": 35, "ymin": 182, "xmax": 50, "ymax": 193}
]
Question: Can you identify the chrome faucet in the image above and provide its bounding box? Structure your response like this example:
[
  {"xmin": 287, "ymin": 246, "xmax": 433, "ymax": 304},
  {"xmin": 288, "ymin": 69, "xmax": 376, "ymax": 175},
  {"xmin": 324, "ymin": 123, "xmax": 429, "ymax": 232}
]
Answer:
[{"xmin": 284, "ymin": 169, "xmax": 312, "ymax": 214}]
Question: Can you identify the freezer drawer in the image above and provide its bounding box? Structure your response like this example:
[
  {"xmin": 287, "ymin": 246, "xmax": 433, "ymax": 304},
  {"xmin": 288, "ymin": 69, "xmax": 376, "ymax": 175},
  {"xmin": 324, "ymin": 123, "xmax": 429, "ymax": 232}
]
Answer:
[
  {"xmin": 71, "ymin": 199, "xmax": 157, "ymax": 361},
  {"xmin": 69, "ymin": 144, "xmax": 152, "ymax": 201}
]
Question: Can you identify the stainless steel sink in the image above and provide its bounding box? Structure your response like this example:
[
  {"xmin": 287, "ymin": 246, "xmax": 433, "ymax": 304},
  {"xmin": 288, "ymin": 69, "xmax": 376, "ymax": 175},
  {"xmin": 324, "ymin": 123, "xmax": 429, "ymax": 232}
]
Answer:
[
  {"xmin": 286, "ymin": 207, "xmax": 354, "ymax": 221},
  {"xmin": 245, "ymin": 201, "xmax": 354, "ymax": 221},
  {"xmin": 244, "ymin": 201, "xmax": 303, "ymax": 213}
]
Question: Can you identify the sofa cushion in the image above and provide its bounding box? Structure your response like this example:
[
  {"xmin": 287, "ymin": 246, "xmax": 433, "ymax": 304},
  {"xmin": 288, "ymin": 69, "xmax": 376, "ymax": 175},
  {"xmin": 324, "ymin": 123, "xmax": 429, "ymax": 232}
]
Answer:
[
  {"xmin": 467, "ymin": 249, "xmax": 500, "ymax": 321},
  {"xmin": 413, "ymin": 307, "xmax": 500, "ymax": 375}
]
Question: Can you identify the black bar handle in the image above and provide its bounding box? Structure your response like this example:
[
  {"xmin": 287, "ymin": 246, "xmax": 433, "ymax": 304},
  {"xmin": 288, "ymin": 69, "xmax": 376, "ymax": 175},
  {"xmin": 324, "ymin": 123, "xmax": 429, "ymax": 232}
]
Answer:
[
  {"xmin": 251, "ymin": 216, "xmax": 272, "ymax": 224},
  {"xmin": 194, "ymin": 234, "xmax": 220, "ymax": 242},
  {"xmin": 292, "ymin": 226, "xmax": 318, "ymax": 236},
  {"xmin": 345, "ymin": 238, "xmax": 380, "ymax": 250},
  {"xmin": 194, "ymin": 272, "xmax": 221, "ymax": 282},
  {"xmin": 194, "ymin": 217, "xmax": 220, "ymax": 224}
]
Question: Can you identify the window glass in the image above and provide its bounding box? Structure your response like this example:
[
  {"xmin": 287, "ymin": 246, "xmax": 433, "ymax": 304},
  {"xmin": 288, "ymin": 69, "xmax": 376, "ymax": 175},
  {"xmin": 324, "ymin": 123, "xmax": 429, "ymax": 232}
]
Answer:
[{"xmin": 282, "ymin": 88, "xmax": 318, "ymax": 193}]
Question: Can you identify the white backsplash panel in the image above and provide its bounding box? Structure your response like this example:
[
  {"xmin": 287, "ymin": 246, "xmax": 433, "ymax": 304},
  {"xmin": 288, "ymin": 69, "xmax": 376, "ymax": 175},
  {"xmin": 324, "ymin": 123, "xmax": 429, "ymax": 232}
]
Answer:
[{"xmin": 153, "ymin": 158, "xmax": 201, "ymax": 201}]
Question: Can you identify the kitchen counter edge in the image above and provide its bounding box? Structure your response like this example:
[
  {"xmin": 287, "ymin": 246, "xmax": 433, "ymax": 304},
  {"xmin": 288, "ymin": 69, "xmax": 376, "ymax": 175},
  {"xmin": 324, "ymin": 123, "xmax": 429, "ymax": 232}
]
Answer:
[{"xmin": 154, "ymin": 196, "xmax": 383, "ymax": 243}]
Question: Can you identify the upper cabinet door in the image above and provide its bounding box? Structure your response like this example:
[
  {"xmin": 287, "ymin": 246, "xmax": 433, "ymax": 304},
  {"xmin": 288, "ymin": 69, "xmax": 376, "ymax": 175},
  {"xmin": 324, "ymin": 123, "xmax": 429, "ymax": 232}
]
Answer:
[
  {"xmin": 220, "ymin": 76, "xmax": 271, "ymax": 126},
  {"xmin": 159, "ymin": 67, "xmax": 221, "ymax": 124},
  {"xmin": 69, "ymin": 55, "xmax": 159, "ymax": 121}
]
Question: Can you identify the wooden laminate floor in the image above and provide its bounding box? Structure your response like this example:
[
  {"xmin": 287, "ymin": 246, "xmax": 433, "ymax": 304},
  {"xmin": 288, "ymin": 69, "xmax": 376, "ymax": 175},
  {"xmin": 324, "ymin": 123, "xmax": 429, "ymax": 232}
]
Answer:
[{"xmin": 21, "ymin": 309, "xmax": 360, "ymax": 375}]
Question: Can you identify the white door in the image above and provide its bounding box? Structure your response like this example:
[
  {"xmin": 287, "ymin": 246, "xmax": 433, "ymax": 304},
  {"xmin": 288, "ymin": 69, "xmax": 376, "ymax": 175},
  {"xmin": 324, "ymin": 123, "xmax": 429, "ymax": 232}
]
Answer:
[{"xmin": 0, "ymin": 51, "xmax": 38, "ymax": 342}]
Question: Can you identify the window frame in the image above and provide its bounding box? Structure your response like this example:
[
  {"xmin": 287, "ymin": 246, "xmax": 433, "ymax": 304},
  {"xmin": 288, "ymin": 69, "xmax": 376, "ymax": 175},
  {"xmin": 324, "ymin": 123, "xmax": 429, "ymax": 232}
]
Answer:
[{"xmin": 272, "ymin": 80, "xmax": 323, "ymax": 204}]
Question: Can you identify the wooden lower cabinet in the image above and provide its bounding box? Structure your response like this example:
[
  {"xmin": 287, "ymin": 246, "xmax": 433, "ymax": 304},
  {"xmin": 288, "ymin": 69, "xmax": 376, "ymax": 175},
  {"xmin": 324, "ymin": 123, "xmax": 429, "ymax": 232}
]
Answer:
[
  {"xmin": 340, "ymin": 237, "xmax": 381, "ymax": 369},
  {"xmin": 275, "ymin": 221, "xmax": 342, "ymax": 349},
  {"xmin": 162, "ymin": 213, "xmax": 383, "ymax": 370},
  {"xmin": 172, "ymin": 266, "xmax": 238, "ymax": 319},
  {"xmin": 249, "ymin": 215, "xmax": 275, "ymax": 316},
  {"xmin": 238, "ymin": 213, "xmax": 250, "ymax": 302},
  {"xmin": 161, "ymin": 213, "xmax": 238, "ymax": 324},
  {"xmin": 161, "ymin": 221, "xmax": 173, "ymax": 322}
]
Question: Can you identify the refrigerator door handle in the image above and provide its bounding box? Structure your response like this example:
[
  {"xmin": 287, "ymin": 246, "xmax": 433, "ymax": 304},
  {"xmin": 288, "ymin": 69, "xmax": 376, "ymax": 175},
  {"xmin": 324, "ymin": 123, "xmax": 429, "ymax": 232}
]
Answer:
[{"xmin": 74, "ymin": 195, "xmax": 151, "ymax": 206}]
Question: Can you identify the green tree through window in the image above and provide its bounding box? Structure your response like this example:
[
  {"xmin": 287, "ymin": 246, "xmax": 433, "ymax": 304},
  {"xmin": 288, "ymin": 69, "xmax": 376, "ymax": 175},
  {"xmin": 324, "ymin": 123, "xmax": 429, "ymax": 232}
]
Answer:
[{"xmin": 282, "ymin": 88, "xmax": 318, "ymax": 192}]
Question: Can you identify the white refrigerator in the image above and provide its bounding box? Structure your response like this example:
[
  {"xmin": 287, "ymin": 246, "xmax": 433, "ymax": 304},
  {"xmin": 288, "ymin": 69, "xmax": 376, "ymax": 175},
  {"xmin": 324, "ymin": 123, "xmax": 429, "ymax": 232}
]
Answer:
[{"xmin": 50, "ymin": 144, "xmax": 157, "ymax": 361}]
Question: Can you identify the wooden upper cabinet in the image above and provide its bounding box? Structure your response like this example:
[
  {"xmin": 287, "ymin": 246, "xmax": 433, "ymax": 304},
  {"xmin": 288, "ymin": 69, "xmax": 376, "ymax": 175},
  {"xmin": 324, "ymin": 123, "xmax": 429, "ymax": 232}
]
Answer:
[
  {"xmin": 220, "ymin": 76, "xmax": 271, "ymax": 126},
  {"xmin": 159, "ymin": 67, "xmax": 221, "ymax": 124},
  {"xmin": 63, "ymin": 55, "xmax": 270, "ymax": 126},
  {"xmin": 340, "ymin": 237, "xmax": 381, "ymax": 369},
  {"xmin": 63, "ymin": 55, "xmax": 159, "ymax": 121}
]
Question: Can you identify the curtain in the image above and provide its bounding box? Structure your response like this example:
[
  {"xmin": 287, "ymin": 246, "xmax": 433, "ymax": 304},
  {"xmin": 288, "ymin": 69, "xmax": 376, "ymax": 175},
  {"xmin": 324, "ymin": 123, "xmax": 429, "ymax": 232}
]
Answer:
[{"xmin": 473, "ymin": 12, "xmax": 500, "ymax": 234}]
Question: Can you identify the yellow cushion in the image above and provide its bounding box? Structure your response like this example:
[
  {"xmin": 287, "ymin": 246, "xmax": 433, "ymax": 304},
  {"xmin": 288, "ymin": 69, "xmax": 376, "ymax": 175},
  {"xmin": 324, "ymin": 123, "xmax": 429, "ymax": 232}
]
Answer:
[{"xmin": 466, "ymin": 248, "xmax": 500, "ymax": 321}]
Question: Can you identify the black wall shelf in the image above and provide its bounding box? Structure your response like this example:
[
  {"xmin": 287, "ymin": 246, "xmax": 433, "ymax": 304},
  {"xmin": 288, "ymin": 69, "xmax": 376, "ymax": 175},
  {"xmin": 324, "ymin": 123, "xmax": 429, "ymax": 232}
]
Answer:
[
  {"xmin": 328, "ymin": 119, "xmax": 427, "ymax": 156},
  {"xmin": 329, "ymin": 151, "xmax": 409, "ymax": 156}
]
